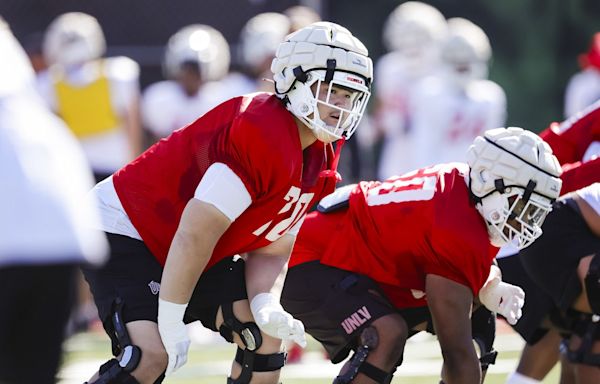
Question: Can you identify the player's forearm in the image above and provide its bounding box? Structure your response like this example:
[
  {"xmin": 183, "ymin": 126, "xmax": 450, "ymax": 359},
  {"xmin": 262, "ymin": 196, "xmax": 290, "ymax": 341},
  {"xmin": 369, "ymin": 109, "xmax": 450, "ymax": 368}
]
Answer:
[
  {"xmin": 245, "ymin": 252, "xmax": 289, "ymax": 300},
  {"xmin": 441, "ymin": 351, "xmax": 481, "ymax": 384},
  {"xmin": 160, "ymin": 228, "xmax": 214, "ymax": 304}
]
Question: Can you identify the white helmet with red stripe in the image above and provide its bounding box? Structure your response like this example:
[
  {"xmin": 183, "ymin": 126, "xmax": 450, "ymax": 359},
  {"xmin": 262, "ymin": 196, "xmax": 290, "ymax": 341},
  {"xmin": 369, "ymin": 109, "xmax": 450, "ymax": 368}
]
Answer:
[
  {"xmin": 271, "ymin": 21, "xmax": 373, "ymax": 143},
  {"xmin": 43, "ymin": 12, "xmax": 106, "ymax": 67}
]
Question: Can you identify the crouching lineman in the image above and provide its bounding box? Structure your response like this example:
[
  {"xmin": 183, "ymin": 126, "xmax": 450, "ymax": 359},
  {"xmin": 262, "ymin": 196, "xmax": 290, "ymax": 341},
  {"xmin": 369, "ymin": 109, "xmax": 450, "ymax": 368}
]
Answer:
[
  {"xmin": 500, "ymin": 183, "xmax": 600, "ymax": 384},
  {"xmin": 281, "ymin": 127, "xmax": 562, "ymax": 384},
  {"xmin": 82, "ymin": 21, "xmax": 373, "ymax": 384}
]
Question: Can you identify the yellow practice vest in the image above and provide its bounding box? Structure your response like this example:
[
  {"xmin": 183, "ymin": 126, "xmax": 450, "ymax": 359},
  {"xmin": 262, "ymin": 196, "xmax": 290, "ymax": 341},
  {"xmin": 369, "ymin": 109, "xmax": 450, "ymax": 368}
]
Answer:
[{"xmin": 52, "ymin": 62, "xmax": 121, "ymax": 138}]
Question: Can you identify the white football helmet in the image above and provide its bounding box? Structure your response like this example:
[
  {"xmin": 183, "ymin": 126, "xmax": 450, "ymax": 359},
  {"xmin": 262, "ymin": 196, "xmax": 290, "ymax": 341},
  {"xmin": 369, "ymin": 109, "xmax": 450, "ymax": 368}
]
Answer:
[
  {"xmin": 467, "ymin": 127, "xmax": 562, "ymax": 250},
  {"xmin": 441, "ymin": 18, "xmax": 491, "ymax": 87},
  {"xmin": 271, "ymin": 21, "xmax": 373, "ymax": 143},
  {"xmin": 43, "ymin": 12, "xmax": 106, "ymax": 67},
  {"xmin": 383, "ymin": 2, "xmax": 447, "ymax": 71},
  {"xmin": 240, "ymin": 12, "xmax": 291, "ymax": 75},
  {"xmin": 163, "ymin": 24, "xmax": 231, "ymax": 82}
]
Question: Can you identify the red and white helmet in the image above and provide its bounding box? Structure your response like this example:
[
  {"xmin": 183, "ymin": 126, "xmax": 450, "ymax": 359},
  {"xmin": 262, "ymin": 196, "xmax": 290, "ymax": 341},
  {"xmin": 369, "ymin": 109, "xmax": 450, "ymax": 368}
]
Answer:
[
  {"xmin": 43, "ymin": 12, "xmax": 106, "ymax": 67},
  {"xmin": 271, "ymin": 22, "xmax": 373, "ymax": 143},
  {"xmin": 467, "ymin": 127, "xmax": 562, "ymax": 249},
  {"xmin": 440, "ymin": 18, "xmax": 492, "ymax": 87},
  {"xmin": 163, "ymin": 24, "xmax": 230, "ymax": 82}
]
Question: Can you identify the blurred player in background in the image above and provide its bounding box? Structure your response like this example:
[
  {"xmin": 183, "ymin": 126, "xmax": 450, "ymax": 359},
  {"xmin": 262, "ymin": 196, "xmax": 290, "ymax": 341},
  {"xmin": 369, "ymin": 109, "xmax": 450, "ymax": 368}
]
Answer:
[
  {"xmin": 0, "ymin": 16, "xmax": 108, "ymax": 384},
  {"xmin": 564, "ymin": 32, "xmax": 600, "ymax": 119},
  {"xmin": 409, "ymin": 17, "xmax": 506, "ymax": 170},
  {"xmin": 372, "ymin": 1, "xmax": 447, "ymax": 179},
  {"xmin": 37, "ymin": 12, "xmax": 143, "ymax": 183},
  {"xmin": 141, "ymin": 24, "xmax": 233, "ymax": 142}
]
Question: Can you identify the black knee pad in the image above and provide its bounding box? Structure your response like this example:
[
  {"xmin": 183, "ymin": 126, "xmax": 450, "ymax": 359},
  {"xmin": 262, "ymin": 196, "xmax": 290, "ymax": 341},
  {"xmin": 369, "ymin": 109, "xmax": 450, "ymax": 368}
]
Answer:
[
  {"xmin": 89, "ymin": 359, "xmax": 140, "ymax": 384},
  {"xmin": 333, "ymin": 326, "xmax": 396, "ymax": 384},
  {"xmin": 471, "ymin": 307, "xmax": 498, "ymax": 369},
  {"xmin": 88, "ymin": 298, "xmax": 163, "ymax": 384},
  {"xmin": 228, "ymin": 347, "xmax": 286, "ymax": 384},
  {"xmin": 561, "ymin": 310, "xmax": 600, "ymax": 367}
]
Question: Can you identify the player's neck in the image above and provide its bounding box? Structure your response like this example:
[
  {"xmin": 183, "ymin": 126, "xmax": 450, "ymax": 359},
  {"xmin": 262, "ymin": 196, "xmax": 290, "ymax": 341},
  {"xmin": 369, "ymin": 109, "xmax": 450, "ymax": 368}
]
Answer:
[{"xmin": 294, "ymin": 117, "xmax": 318, "ymax": 149}]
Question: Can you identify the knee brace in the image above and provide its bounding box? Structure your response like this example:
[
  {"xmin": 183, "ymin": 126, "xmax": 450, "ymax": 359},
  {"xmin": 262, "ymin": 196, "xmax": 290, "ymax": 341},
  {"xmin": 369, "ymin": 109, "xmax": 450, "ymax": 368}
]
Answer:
[
  {"xmin": 88, "ymin": 298, "xmax": 161, "ymax": 384},
  {"xmin": 560, "ymin": 309, "xmax": 600, "ymax": 367},
  {"xmin": 333, "ymin": 326, "xmax": 396, "ymax": 384},
  {"xmin": 471, "ymin": 307, "xmax": 498, "ymax": 370},
  {"xmin": 585, "ymin": 252, "xmax": 600, "ymax": 315},
  {"xmin": 219, "ymin": 302, "xmax": 286, "ymax": 384}
]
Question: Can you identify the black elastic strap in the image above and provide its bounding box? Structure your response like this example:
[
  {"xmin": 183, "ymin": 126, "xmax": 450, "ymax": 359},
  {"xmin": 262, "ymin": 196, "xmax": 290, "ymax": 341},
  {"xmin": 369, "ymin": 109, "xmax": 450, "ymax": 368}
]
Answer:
[
  {"xmin": 324, "ymin": 59, "xmax": 336, "ymax": 83},
  {"xmin": 234, "ymin": 347, "xmax": 286, "ymax": 372},
  {"xmin": 219, "ymin": 302, "xmax": 262, "ymax": 350},
  {"xmin": 522, "ymin": 179, "xmax": 537, "ymax": 202},
  {"xmin": 293, "ymin": 66, "xmax": 308, "ymax": 83},
  {"xmin": 494, "ymin": 179, "xmax": 506, "ymax": 193},
  {"xmin": 358, "ymin": 362, "xmax": 394, "ymax": 384}
]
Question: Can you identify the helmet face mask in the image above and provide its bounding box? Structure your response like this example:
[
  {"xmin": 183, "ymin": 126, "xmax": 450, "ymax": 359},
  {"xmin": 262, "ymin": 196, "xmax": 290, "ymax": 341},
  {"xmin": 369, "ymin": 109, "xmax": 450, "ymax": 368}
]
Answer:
[
  {"xmin": 477, "ymin": 188, "xmax": 552, "ymax": 249},
  {"xmin": 286, "ymin": 69, "xmax": 371, "ymax": 143}
]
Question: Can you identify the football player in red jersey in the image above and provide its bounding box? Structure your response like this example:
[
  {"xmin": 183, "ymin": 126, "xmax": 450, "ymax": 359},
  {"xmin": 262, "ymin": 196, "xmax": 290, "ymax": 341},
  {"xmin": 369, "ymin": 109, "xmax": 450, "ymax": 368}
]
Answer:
[
  {"xmin": 82, "ymin": 22, "xmax": 373, "ymax": 384},
  {"xmin": 280, "ymin": 127, "xmax": 562, "ymax": 384}
]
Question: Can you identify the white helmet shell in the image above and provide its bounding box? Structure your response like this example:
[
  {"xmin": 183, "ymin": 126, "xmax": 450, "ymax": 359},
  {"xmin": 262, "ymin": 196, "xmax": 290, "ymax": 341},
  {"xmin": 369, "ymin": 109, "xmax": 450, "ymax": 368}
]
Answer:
[
  {"xmin": 240, "ymin": 12, "xmax": 290, "ymax": 74},
  {"xmin": 271, "ymin": 21, "xmax": 373, "ymax": 143},
  {"xmin": 163, "ymin": 24, "xmax": 231, "ymax": 82},
  {"xmin": 441, "ymin": 18, "xmax": 492, "ymax": 86},
  {"xmin": 383, "ymin": 2, "xmax": 447, "ymax": 54},
  {"xmin": 467, "ymin": 127, "xmax": 562, "ymax": 249},
  {"xmin": 43, "ymin": 12, "xmax": 106, "ymax": 67}
]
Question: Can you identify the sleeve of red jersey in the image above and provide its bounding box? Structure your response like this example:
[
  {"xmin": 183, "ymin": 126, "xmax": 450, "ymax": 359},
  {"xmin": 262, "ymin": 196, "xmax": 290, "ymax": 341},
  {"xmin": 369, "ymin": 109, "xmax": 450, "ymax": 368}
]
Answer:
[
  {"xmin": 540, "ymin": 102, "xmax": 600, "ymax": 164},
  {"xmin": 211, "ymin": 115, "xmax": 280, "ymax": 201},
  {"xmin": 560, "ymin": 157, "xmax": 600, "ymax": 194}
]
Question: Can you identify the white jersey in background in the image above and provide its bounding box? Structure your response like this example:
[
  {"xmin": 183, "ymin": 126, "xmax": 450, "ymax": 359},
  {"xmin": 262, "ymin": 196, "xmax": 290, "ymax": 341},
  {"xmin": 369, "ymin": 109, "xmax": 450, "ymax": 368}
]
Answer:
[
  {"xmin": 141, "ymin": 79, "xmax": 234, "ymax": 138},
  {"xmin": 374, "ymin": 52, "xmax": 442, "ymax": 179},
  {"xmin": 373, "ymin": 2, "xmax": 448, "ymax": 179},
  {"xmin": 409, "ymin": 75, "xmax": 506, "ymax": 169},
  {"xmin": 564, "ymin": 67, "xmax": 600, "ymax": 119}
]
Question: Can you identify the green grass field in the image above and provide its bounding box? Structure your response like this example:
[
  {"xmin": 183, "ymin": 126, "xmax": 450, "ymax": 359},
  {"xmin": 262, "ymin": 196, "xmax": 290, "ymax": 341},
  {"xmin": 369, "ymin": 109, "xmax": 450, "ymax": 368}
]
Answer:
[{"xmin": 58, "ymin": 321, "xmax": 561, "ymax": 383}]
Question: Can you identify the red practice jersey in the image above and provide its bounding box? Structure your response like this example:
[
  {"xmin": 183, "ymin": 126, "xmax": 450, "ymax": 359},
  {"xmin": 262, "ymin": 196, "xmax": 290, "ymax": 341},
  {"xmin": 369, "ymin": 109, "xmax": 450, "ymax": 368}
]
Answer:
[
  {"xmin": 113, "ymin": 93, "xmax": 337, "ymax": 268},
  {"xmin": 290, "ymin": 163, "xmax": 498, "ymax": 309},
  {"xmin": 540, "ymin": 100, "xmax": 600, "ymax": 193}
]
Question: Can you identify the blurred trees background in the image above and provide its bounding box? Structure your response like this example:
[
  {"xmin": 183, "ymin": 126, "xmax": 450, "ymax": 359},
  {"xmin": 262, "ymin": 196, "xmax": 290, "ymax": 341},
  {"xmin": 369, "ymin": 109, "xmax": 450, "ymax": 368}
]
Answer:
[{"xmin": 1, "ymin": 0, "xmax": 599, "ymax": 132}]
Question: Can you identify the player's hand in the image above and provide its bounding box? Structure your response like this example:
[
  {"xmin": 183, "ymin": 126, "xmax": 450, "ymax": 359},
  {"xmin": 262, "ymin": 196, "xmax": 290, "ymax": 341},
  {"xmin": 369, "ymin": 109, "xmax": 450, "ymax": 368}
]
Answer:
[
  {"xmin": 250, "ymin": 293, "xmax": 307, "ymax": 347},
  {"xmin": 158, "ymin": 299, "xmax": 191, "ymax": 376},
  {"xmin": 478, "ymin": 278, "xmax": 525, "ymax": 325}
]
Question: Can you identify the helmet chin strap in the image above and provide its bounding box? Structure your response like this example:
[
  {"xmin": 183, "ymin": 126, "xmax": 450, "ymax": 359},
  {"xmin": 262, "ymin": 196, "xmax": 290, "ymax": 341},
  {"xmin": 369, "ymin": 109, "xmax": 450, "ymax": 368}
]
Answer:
[{"xmin": 319, "ymin": 138, "xmax": 345, "ymax": 182}]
